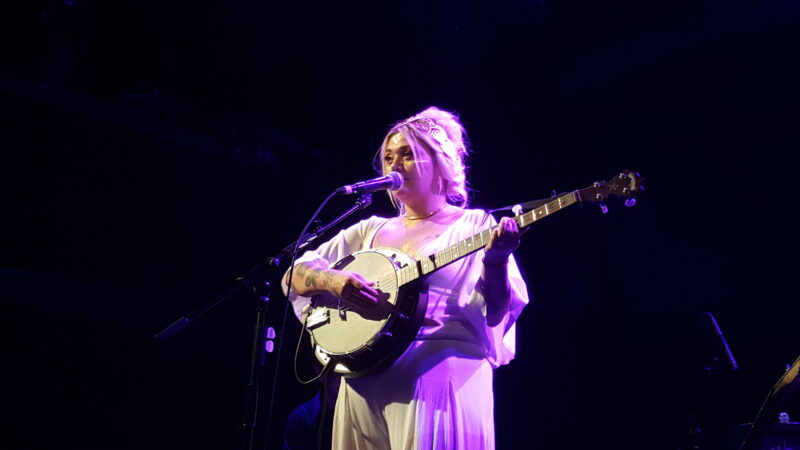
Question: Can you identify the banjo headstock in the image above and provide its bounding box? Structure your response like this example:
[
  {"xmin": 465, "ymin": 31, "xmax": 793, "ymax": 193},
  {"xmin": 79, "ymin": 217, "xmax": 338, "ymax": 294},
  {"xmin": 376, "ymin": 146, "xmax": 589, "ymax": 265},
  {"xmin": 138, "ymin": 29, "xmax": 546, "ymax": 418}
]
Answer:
[{"xmin": 576, "ymin": 170, "xmax": 644, "ymax": 210}]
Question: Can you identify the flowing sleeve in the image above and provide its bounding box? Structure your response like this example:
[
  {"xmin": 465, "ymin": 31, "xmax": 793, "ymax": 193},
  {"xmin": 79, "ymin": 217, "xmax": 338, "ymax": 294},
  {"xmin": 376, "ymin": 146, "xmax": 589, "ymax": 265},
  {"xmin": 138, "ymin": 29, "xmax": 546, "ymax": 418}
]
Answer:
[
  {"xmin": 281, "ymin": 216, "xmax": 386, "ymax": 321},
  {"xmin": 463, "ymin": 211, "xmax": 530, "ymax": 368}
]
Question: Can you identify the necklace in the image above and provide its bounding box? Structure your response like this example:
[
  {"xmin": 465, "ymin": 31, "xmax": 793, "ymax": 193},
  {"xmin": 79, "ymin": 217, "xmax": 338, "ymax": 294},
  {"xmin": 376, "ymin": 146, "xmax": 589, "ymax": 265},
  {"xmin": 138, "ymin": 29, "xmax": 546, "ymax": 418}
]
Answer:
[{"xmin": 404, "ymin": 207, "xmax": 443, "ymax": 221}]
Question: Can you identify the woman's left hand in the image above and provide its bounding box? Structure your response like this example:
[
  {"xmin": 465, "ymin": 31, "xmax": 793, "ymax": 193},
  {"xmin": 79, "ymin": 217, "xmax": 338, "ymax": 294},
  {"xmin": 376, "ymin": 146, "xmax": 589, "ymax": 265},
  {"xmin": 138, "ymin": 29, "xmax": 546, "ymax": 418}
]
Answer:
[{"xmin": 483, "ymin": 216, "xmax": 521, "ymax": 266}]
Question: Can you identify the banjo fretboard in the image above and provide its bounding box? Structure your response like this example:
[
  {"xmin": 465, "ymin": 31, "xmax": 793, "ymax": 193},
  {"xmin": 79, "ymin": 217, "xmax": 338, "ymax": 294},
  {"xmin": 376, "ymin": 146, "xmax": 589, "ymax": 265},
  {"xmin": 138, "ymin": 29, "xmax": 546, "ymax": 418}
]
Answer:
[{"xmin": 396, "ymin": 190, "xmax": 581, "ymax": 287}]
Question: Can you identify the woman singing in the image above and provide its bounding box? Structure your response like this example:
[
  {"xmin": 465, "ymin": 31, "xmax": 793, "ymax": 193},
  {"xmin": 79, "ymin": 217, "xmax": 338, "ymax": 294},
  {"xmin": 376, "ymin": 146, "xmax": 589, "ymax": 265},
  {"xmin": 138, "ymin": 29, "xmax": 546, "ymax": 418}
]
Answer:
[{"xmin": 285, "ymin": 106, "xmax": 529, "ymax": 449}]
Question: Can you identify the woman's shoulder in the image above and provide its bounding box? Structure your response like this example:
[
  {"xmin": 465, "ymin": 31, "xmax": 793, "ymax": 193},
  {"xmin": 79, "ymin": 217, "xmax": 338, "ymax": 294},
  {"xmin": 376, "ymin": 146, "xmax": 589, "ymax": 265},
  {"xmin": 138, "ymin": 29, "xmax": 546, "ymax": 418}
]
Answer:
[
  {"xmin": 363, "ymin": 214, "xmax": 393, "ymax": 225},
  {"xmin": 356, "ymin": 215, "xmax": 392, "ymax": 232},
  {"xmin": 459, "ymin": 207, "xmax": 493, "ymax": 223},
  {"xmin": 437, "ymin": 207, "xmax": 493, "ymax": 233},
  {"xmin": 356, "ymin": 209, "xmax": 489, "ymax": 229},
  {"xmin": 324, "ymin": 215, "xmax": 391, "ymax": 252}
]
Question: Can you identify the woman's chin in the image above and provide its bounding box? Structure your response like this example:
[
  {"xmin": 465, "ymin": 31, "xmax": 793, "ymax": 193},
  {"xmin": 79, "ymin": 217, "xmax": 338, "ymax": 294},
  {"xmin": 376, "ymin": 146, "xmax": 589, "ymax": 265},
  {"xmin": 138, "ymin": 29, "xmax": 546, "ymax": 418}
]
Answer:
[{"xmin": 392, "ymin": 187, "xmax": 411, "ymax": 198}]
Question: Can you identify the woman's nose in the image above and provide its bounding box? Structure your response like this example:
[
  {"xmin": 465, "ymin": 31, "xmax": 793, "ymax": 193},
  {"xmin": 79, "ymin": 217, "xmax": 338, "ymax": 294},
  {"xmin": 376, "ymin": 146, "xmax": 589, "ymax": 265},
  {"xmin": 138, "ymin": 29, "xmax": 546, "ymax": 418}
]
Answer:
[{"xmin": 390, "ymin": 157, "xmax": 403, "ymax": 172}]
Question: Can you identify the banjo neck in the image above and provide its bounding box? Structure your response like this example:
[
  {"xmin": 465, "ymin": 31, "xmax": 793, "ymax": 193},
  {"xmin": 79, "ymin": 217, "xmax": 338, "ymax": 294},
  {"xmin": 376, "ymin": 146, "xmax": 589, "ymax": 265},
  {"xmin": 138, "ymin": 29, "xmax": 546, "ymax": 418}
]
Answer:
[{"xmin": 396, "ymin": 190, "xmax": 582, "ymax": 287}]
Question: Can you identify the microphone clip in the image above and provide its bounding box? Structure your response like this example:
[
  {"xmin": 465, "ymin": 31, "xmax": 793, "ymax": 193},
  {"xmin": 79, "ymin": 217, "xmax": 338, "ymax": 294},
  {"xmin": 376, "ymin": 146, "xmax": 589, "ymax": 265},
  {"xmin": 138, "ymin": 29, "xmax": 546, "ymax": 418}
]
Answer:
[{"xmin": 355, "ymin": 193, "xmax": 373, "ymax": 210}]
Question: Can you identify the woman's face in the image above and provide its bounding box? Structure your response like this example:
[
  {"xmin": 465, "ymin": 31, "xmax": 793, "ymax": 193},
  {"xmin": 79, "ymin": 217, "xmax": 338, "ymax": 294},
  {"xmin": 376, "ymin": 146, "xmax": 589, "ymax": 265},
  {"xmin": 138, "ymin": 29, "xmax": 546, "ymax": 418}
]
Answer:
[{"xmin": 383, "ymin": 132, "xmax": 438, "ymax": 201}]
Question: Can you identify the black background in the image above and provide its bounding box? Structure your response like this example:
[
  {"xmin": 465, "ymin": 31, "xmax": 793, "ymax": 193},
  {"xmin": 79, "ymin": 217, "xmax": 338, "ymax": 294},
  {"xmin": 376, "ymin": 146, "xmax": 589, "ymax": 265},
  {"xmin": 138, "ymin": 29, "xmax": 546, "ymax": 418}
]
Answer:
[{"xmin": 2, "ymin": 1, "xmax": 798, "ymax": 449}]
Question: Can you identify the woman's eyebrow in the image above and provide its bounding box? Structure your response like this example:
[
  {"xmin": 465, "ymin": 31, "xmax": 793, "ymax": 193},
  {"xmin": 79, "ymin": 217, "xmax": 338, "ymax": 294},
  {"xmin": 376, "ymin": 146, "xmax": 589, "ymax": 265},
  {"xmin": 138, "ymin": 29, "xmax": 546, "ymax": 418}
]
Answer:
[{"xmin": 387, "ymin": 145, "xmax": 412, "ymax": 152}]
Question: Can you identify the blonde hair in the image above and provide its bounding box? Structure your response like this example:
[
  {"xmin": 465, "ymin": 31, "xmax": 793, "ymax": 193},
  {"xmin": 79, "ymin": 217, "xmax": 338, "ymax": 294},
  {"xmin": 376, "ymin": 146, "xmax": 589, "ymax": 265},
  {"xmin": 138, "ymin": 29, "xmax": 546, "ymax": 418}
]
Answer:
[{"xmin": 373, "ymin": 106, "xmax": 470, "ymax": 214}]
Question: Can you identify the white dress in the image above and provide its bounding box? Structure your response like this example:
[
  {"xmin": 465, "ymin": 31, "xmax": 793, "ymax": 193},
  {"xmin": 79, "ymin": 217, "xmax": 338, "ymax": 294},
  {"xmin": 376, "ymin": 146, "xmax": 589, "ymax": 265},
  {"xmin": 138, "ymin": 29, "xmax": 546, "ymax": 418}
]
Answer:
[{"xmin": 285, "ymin": 209, "xmax": 529, "ymax": 449}]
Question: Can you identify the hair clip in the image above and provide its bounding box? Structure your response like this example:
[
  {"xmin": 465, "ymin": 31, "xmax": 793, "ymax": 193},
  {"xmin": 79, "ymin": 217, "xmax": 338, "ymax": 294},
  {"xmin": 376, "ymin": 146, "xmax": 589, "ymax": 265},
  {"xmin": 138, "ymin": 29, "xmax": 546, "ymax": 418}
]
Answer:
[{"xmin": 398, "ymin": 118, "xmax": 458, "ymax": 158}]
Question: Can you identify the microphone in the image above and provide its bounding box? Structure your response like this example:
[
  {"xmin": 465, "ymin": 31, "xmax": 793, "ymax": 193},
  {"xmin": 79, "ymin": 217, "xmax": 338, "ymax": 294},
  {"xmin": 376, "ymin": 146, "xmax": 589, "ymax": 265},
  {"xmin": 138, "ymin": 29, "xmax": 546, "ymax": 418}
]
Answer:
[
  {"xmin": 336, "ymin": 172, "xmax": 403, "ymax": 195},
  {"xmin": 703, "ymin": 312, "xmax": 738, "ymax": 371}
]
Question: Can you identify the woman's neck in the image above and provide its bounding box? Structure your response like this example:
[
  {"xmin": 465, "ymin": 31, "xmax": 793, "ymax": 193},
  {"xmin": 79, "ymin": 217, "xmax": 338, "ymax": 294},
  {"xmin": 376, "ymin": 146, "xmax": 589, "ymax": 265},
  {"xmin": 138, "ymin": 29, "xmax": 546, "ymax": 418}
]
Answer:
[{"xmin": 402, "ymin": 197, "xmax": 446, "ymax": 220}]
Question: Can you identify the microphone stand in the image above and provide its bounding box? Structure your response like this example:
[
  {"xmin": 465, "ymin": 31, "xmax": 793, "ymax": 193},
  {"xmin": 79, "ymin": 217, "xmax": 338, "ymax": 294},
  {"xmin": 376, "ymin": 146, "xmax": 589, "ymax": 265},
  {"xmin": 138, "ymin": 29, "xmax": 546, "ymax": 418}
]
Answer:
[
  {"xmin": 680, "ymin": 312, "xmax": 738, "ymax": 450},
  {"xmin": 154, "ymin": 193, "xmax": 373, "ymax": 450}
]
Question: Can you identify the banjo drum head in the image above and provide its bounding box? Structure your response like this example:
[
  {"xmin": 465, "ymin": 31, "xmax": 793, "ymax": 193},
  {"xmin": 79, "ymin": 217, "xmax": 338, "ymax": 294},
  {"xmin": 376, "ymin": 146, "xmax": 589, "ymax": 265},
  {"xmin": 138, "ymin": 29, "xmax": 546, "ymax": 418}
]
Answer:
[{"xmin": 309, "ymin": 249, "xmax": 401, "ymax": 355}]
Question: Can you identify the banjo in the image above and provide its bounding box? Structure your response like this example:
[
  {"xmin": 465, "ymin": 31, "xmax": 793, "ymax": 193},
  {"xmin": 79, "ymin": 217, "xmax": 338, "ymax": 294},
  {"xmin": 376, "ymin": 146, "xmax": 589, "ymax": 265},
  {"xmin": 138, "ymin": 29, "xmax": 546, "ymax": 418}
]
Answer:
[{"xmin": 303, "ymin": 170, "xmax": 644, "ymax": 378}]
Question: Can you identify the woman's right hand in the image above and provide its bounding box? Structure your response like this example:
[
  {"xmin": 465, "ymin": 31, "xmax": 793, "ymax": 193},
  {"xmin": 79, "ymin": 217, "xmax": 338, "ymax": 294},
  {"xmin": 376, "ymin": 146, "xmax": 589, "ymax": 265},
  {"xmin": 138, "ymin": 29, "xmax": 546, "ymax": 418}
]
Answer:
[{"xmin": 329, "ymin": 269, "xmax": 379, "ymax": 308}]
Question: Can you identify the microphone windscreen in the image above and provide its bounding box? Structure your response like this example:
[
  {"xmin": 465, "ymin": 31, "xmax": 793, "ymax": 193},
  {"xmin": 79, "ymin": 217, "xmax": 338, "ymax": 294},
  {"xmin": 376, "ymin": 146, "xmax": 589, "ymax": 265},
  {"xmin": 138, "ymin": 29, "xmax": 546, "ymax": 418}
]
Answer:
[{"xmin": 387, "ymin": 172, "xmax": 403, "ymax": 190}]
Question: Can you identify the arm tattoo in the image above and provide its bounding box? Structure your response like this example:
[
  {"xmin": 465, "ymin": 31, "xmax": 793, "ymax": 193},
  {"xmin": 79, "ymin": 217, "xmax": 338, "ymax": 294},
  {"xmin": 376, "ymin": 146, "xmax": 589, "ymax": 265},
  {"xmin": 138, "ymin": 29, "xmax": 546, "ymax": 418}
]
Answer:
[
  {"xmin": 322, "ymin": 271, "xmax": 333, "ymax": 288},
  {"xmin": 305, "ymin": 270, "xmax": 320, "ymax": 288}
]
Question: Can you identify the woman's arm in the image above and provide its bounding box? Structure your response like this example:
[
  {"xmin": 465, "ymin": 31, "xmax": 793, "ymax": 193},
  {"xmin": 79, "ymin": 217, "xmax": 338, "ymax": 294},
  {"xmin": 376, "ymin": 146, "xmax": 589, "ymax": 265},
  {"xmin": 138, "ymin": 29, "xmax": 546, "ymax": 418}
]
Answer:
[
  {"xmin": 481, "ymin": 216, "xmax": 521, "ymax": 327},
  {"xmin": 285, "ymin": 259, "xmax": 379, "ymax": 307}
]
